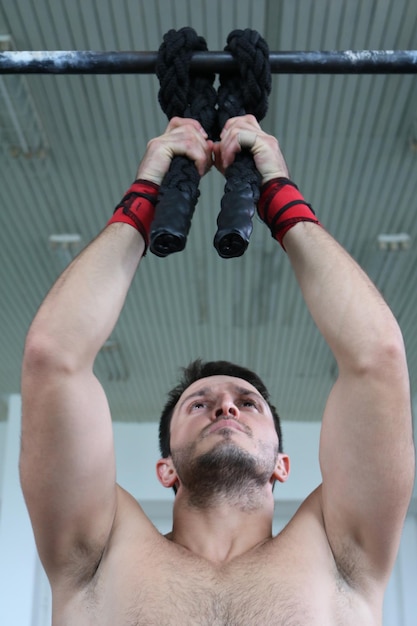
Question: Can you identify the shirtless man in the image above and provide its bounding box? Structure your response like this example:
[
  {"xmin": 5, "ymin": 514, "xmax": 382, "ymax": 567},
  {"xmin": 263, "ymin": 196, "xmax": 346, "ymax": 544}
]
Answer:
[{"xmin": 20, "ymin": 115, "xmax": 415, "ymax": 625}]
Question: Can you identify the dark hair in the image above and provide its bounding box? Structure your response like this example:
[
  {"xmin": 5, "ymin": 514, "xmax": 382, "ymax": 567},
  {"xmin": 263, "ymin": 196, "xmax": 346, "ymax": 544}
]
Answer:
[{"xmin": 158, "ymin": 359, "xmax": 283, "ymax": 458}]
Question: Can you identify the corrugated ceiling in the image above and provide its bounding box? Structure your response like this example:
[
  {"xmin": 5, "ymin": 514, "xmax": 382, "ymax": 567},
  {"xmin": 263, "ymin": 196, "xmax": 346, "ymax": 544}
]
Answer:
[{"xmin": 0, "ymin": 0, "xmax": 416, "ymax": 426}]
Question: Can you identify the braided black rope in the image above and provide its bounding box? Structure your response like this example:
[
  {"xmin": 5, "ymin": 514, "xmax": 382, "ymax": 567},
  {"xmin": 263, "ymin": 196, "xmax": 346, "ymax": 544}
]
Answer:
[
  {"xmin": 150, "ymin": 27, "xmax": 218, "ymax": 257},
  {"xmin": 214, "ymin": 29, "xmax": 271, "ymax": 258}
]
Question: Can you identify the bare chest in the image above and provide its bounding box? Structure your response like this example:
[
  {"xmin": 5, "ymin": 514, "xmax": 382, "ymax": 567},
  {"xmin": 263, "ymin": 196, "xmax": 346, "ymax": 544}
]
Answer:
[
  {"xmin": 95, "ymin": 567, "xmax": 320, "ymax": 625},
  {"xmin": 76, "ymin": 539, "xmax": 371, "ymax": 626}
]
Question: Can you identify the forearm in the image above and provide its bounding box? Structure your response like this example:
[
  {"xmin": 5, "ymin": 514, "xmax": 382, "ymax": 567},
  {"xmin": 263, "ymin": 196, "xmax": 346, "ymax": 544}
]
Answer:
[
  {"xmin": 25, "ymin": 223, "xmax": 145, "ymax": 372},
  {"xmin": 220, "ymin": 116, "xmax": 406, "ymax": 371},
  {"xmin": 24, "ymin": 119, "xmax": 213, "ymax": 375},
  {"xmin": 20, "ymin": 223, "xmax": 140, "ymax": 570},
  {"xmin": 283, "ymin": 221, "xmax": 405, "ymax": 373}
]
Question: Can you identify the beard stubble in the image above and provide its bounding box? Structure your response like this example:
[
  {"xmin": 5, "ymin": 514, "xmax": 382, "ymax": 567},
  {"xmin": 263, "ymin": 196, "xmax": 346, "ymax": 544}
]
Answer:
[{"xmin": 171, "ymin": 429, "xmax": 279, "ymax": 510}]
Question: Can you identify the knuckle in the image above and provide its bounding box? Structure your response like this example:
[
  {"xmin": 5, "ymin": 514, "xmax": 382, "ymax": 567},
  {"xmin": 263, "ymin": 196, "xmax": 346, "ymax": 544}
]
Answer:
[
  {"xmin": 146, "ymin": 137, "xmax": 158, "ymax": 152},
  {"xmin": 245, "ymin": 113, "xmax": 257, "ymax": 124}
]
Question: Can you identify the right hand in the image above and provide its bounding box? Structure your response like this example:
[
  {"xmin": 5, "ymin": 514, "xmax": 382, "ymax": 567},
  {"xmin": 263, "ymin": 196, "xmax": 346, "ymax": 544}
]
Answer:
[{"xmin": 136, "ymin": 117, "xmax": 214, "ymax": 186}]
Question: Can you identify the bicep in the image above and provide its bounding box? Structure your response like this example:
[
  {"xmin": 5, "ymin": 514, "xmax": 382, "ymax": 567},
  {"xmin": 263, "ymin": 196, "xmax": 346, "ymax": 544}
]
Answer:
[
  {"xmin": 319, "ymin": 359, "xmax": 414, "ymax": 579},
  {"xmin": 20, "ymin": 369, "xmax": 117, "ymax": 576}
]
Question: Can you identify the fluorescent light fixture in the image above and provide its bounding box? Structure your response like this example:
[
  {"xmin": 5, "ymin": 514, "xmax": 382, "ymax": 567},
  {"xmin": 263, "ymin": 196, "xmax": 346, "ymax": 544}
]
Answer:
[
  {"xmin": 361, "ymin": 232, "xmax": 412, "ymax": 295},
  {"xmin": 364, "ymin": 232, "xmax": 412, "ymax": 295},
  {"xmin": 377, "ymin": 233, "xmax": 411, "ymax": 251},
  {"xmin": 49, "ymin": 233, "xmax": 82, "ymax": 246},
  {"xmin": 0, "ymin": 35, "xmax": 49, "ymax": 158},
  {"xmin": 49, "ymin": 233, "xmax": 82, "ymax": 267}
]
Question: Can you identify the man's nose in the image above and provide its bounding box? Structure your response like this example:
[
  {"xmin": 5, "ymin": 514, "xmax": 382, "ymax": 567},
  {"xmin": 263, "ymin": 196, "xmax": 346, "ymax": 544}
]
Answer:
[{"xmin": 214, "ymin": 399, "xmax": 239, "ymax": 419}]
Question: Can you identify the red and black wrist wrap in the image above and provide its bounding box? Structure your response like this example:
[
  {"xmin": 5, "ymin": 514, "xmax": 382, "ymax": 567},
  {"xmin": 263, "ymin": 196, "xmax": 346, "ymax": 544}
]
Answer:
[
  {"xmin": 258, "ymin": 177, "xmax": 321, "ymax": 250},
  {"xmin": 107, "ymin": 179, "xmax": 160, "ymax": 252}
]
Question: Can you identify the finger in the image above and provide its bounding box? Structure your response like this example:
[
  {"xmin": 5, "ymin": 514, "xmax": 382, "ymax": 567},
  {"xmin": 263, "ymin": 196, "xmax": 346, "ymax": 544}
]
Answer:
[
  {"xmin": 167, "ymin": 116, "xmax": 208, "ymax": 137},
  {"xmin": 212, "ymin": 142, "xmax": 225, "ymax": 175},
  {"xmin": 217, "ymin": 126, "xmax": 250, "ymax": 170},
  {"xmin": 221, "ymin": 114, "xmax": 260, "ymax": 135},
  {"xmin": 193, "ymin": 139, "xmax": 214, "ymax": 177},
  {"xmin": 237, "ymin": 130, "xmax": 258, "ymax": 150},
  {"xmin": 168, "ymin": 126, "xmax": 213, "ymax": 176}
]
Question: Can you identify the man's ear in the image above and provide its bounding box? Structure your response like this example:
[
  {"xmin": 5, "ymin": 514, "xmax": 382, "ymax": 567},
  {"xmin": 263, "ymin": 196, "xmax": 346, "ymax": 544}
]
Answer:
[
  {"xmin": 272, "ymin": 453, "xmax": 290, "ymax": 484},
  {"xmin": 156, "ymin": 457, "xmax": 178, "ymax": 489}
]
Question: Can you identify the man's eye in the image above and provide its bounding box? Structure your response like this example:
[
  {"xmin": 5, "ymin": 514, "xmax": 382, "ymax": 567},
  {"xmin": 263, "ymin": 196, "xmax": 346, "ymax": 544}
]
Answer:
[
  {"xmin": 242, "ymin": 400, "xmax": 256, "ymax": 408},
  {"xmin": 191, "ymin": 402, "xmax": 206, "ymax": 410}
]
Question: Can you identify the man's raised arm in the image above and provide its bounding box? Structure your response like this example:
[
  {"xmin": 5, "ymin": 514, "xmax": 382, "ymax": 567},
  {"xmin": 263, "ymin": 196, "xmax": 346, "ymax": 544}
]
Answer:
[
  {"xmin": 20, "ymin": 119, "xmax": 212, "ymax": 583},
  {"xmin": 285, "ymin": 222, "xmax": 414, "ymax": 581},
  {"xmin": 216, "ymin": 114, "xmax": 415, "ymax": 587}
]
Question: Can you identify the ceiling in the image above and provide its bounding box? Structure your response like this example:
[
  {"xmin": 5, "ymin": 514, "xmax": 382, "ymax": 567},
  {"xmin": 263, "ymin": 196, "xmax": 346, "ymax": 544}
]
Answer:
[{"xmin": 0, "ymin": 0, "xmax": 417, "ymax": 428}]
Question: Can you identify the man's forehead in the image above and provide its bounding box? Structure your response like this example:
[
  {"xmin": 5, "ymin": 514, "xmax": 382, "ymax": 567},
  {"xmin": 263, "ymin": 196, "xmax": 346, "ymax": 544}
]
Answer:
[{"xmin": 175, "ymin": 375, "xmax": 264, "ymax": 409}]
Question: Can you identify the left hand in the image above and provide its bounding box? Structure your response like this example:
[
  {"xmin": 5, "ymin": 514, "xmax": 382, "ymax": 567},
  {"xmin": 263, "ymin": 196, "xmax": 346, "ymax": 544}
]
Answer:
[
  {"xmin": 136, "ymin": 117, "xmax": 214, "ymax": 186},
  {"xmin": 213, "ymin": 114, "xmax": 290, "ymax": 184}
]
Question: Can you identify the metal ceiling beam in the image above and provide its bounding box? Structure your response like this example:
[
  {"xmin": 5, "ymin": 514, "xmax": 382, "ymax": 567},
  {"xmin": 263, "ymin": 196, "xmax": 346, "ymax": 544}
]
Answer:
[{"xmin": 0, "ymin": 50, "xmax": 417, "ymax": 74}]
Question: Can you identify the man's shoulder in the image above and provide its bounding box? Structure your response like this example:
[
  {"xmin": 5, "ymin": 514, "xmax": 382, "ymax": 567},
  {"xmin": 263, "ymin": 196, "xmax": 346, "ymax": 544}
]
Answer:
[
  {"xmin": 278, "ymin": 485, "xmax": 325, "ymax": 532},
  {"xmin": 282, "ymin": 485, "xmax": 384, "ymax": 596},
  {"xmin": 273, "ymin": 485, "xmax": 326, "ymax": 548},
  {"xmin": 113, "ymin": 484, "xmax": 161, "ymax": 535}
]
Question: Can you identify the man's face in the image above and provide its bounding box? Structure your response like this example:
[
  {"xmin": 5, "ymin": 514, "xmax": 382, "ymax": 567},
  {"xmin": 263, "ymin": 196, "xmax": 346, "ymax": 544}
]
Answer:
[
  {"xmin": 157, "ymin": 375, "xmax": 288, "ymax": 503},
  {"xmin": 170, "ymin": 375, "xmax": 278, "ymax": 455}
]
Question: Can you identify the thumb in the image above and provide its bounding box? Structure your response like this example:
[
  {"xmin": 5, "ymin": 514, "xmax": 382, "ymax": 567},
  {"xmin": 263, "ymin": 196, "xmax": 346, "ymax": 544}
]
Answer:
[{"xmin": 212, "ymin": 142, "xmax": 226, "ymax": 175}]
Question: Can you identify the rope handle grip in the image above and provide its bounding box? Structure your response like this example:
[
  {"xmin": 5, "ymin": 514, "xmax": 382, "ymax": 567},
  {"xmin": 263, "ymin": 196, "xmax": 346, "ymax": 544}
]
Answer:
[
  {"xmin": 149, "ymin": 155, "xmax": 200, "ymax": 257},
  {"xmin": 213, "ymin": 150, "xmax": 262, "ymax": 258}
]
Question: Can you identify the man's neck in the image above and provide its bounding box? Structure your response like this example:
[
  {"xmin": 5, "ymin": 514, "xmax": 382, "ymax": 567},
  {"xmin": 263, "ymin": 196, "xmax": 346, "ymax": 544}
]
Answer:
[{"xmin": 168, "ymin": 490, "xmax": 275, "ymax": 563}]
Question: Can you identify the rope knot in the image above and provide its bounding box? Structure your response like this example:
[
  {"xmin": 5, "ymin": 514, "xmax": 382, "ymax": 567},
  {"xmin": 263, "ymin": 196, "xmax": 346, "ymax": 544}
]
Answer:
[{"xmin": 218, "ymin": 29, "xmax": 271, "ymax": 127}]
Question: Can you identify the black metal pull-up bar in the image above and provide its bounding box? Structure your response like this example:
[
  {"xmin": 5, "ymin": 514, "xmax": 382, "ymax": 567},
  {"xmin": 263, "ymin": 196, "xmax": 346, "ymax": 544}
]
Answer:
[{"xmin": 0, "ymin": 50, "xmax": 417, "ymax": 74}]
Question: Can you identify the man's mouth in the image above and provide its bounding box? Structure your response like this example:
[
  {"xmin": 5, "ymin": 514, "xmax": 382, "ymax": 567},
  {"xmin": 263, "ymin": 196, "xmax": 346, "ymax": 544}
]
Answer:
[{"xmin": 207, "ymin": 420, "xmax": 246, "ymax": 434}]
